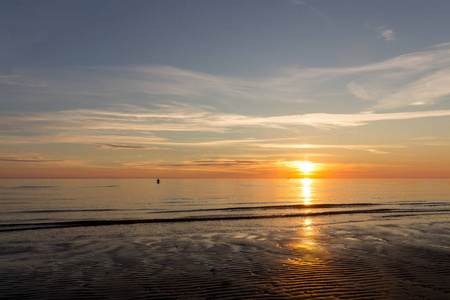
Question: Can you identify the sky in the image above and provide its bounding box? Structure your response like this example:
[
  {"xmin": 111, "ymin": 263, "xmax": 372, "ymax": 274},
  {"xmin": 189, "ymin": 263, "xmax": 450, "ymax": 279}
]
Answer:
[{"xmin": 1, "ymin": 0, "xmax": 450, "ymax": 178}]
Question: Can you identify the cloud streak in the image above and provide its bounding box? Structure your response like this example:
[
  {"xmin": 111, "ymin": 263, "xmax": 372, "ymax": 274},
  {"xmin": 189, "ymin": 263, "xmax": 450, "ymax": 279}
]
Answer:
[
  {"xmin": 257, "ymin": 143, "xmax": 406, "ymax": 154},
  {"xmin": 0, "ymin": 156, "xmax": 61, "ymax": 163},
  {"xmin": 156, "ymin": 159, "xmax": 269, "ymax": 168},
  {"xmin": 377, "ymin": 26, "xmax": 395, "ymax": 41},
  {"xmin": 3, "ymin": 105, "xmax": 450, "ymax": 131},
  {"xmin": 94, "ymin": 143, "xmax": 161, "ymax": 150},
  {"xmin": 1, "ymin": 104, "xmax": 449, "ymax": 148},
  {"xmin": 3, "ymin": 43, "xmax": 450, "ymax": 112}
]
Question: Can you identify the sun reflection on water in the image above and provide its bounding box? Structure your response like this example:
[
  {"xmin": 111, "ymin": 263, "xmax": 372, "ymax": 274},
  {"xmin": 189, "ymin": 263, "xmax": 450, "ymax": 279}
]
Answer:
[
  {"xmin": 285, "ymin": 179, "xmax": 321, "ymax": 259},
  {"xmin": 301, "ymin": 178, "xmax": 313, "ymax": 205},
  {"xmin": 304, "ymin": 218, "xmax": 312, "ymax": 231}
]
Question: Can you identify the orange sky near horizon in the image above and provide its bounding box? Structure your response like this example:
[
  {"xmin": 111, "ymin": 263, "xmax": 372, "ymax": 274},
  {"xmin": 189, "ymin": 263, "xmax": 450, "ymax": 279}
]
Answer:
[{"xmin": 1, "ymin": 158, "xmax": 449, "ymax": 179}]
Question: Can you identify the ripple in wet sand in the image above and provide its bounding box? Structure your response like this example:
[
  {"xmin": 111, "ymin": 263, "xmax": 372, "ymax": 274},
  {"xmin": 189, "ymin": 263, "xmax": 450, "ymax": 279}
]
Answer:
[{"xmin": 1, "ymin": 220, "xmax": 450, "ymax": 299}]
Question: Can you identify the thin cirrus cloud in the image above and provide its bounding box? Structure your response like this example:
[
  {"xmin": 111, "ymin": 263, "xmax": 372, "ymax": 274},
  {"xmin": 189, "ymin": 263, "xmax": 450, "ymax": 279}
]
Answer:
[
  {"xmin": 0, "ymin": 43, "xmax": 450, "ymax": 157},
  {"xmin": 94, "ymin": 143, "xmax": 161, "ymax": 150},
  {"xmin": 3, "ymin": 105, "xmax": 450, "ymax": 131},
  {"xmin": 123, "ymin": 159, "xmax": 273, "ymax": 174},
  {"xmin": 156, "ymin": 159, "xmax": 267, "ymax": 167},
  {"xmin": 3, "ymin": 43, "xmax": 450, "ymax": 112},
  {"xmin": 345, "ymin": 43, "xmax": 450, "ymax": 110},
  {"xmin": 89, "ymin": 42, "xmax": 450, "ymax": 111},
  {"xmin": 377, "ymin": 26, "xmax": 395, "ymax": 41},
  {"xmin": 370, "ymin": 68, "xmax": 450, "ymax": 109},
  {"xmin": 257, "ymin": 143, "xmax": 406, "ymax": 154},
  {"xmin": 88, "ymin": 43, "xmax": 450, "ymax": 108},
  {"xmin": 290, "ymin": 0, "xmax": 329, "ymax": 21},
  {"xmin": 3, "ymin": 105, "xmax": 450, "ymax": 132},
  {"xmin": 0, "ymin": 156, "xmax": 61, "ymax": 163},
  {"xmin": 1, "ymin": 105, "xmax": 450, "ymax": 147}
]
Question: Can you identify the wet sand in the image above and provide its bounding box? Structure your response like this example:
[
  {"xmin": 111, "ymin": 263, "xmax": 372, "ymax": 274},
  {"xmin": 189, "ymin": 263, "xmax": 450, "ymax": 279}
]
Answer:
[{"xmin": 1, "ymin": 215, "xmax": 450, "ymax": 299}]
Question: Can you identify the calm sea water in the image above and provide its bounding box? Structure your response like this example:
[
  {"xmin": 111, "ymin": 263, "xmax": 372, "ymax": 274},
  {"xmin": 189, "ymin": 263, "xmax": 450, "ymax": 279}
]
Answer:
[{"xmin": 1, "ymin": 178, "xmax": 449, "ymax": 232}]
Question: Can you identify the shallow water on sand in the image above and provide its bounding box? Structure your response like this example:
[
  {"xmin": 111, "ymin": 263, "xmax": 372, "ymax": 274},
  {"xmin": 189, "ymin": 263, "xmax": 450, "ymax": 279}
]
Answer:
[{"xmin": 1, "ymin": 179, "xmax": 450, "ymax": 299}]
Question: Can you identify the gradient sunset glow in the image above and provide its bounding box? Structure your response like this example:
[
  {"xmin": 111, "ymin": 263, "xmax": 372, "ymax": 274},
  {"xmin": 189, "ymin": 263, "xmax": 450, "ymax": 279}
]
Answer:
[{"xmin": 1, "ymin": 1, "xmax": 450, "ymax": 179}]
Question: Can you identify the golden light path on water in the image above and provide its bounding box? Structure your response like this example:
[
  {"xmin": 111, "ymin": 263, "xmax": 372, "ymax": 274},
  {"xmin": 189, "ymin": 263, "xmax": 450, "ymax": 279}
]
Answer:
[
  {"xmin": 301, "ymin": 178, "xmax": 313, "ymax": 205},
  {"xmin": 288, "ymin": 178, "xmax": 319, "ymax": 256},
  {"xmin": 301, "ymin": 179, "xmax": 314, "ymax": 247}
]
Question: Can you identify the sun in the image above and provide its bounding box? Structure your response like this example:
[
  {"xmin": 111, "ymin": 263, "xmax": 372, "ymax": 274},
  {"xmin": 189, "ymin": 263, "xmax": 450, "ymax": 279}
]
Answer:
[{"xmin": 298, "ymin": 161, "xmax": 315, "ymax": 173}]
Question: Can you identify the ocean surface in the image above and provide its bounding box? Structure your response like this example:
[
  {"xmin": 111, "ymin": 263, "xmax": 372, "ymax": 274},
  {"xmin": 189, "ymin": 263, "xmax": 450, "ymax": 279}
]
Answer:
[
  {"xmin": 1, "ymin": 179, "xmax": 450, "ymax": 299},
  {"xmin": 1, "ymin": 178, "xmax": 449, "ymax": 231}
]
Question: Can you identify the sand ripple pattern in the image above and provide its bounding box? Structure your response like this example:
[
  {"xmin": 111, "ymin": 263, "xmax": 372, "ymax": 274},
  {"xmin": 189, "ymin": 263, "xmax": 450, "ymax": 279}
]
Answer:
[{"xmin": 1, "ymin": 219, "xmax": 450, "ymax": 299}]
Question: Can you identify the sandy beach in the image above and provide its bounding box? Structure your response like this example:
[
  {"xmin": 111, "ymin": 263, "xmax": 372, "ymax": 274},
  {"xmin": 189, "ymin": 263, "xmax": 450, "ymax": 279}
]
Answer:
[{"xmin": 2, "ymin": 214, "xmax": 450, "ymax": 299}]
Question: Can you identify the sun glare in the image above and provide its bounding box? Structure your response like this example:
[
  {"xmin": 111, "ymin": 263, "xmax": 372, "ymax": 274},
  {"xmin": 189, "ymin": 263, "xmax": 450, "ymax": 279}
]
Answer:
[{"xmin": 298, "ymin": 161, "xmax": 315, "ymax": 173}]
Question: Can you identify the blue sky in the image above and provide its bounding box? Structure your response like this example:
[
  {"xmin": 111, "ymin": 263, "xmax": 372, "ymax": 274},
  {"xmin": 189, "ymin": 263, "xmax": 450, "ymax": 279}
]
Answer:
[
  {"xmin": 4, "ymin": 0, "xmax": 450, "ymax": 73},
  {"xmin": 1, "ymin": 0, "xmax": 450, "ymax": 178}
]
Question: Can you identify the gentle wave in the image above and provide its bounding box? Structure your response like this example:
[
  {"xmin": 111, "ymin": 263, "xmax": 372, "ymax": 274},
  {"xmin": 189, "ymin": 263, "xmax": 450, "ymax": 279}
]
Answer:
[
  {"xmin": 2, "ymin": 207, "xmax": 450, "ymax": 232},
  {"xmin": 0, "ymin": 203, "xmax": 379, "ymax": 216},
  {"xmin": 12, "ymin": 208, "xmax": 134, "ymax": 214},
  {"xmin": 148, "ymin": 203, "xmax": 378, "ymax": 214},
  {"xmin": 4, "ymin": 201, "xmax": 450, "ymax": 216}
]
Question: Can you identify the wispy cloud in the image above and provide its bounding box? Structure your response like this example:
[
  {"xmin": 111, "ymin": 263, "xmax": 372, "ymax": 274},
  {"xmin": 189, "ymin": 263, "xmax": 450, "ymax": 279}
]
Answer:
[
  {"xmin": 120, "ymin": 160, "xmax": 270, "ymax": 175},
  {"xmin": 290, "ymin": 0, "xmax": 329, "ymax": 21},
  {"xmin": 0, "ymin": 156, "xmax": 61, "ymax": 163},
  {"xmin": 122, "ymin": 159, "xmax": 277, "ymax": 175},
  {"xmin": 409, "ymin": 136, "xmax": 450, "ymax": 146},
  {"xmin": 344, "ymin": 43, "xmax": 450, "ymax": 110},
  {"xmin": 256, "ymin": 110, "xmax": 450, "ymax": 128},
  {"xmin": 0, "ymin": 69, "xmax": 47, "ymax": 87},
  {"xmin": 257, "ymin": 143, "xmax": 406, "ymax": 154},
  {"xmin": 257, "ymin": 143, "xmax": 405, "ymax": 149},
  {"xmin": 370, "ymin": 68, "xmax": 450, "ymax": 110},
  {"xmin": 1, "ymin": 104, "xmax": 449, "ymax": 147},
  {"xmin": 94, "ymin": 143, "xmax": 162, "ymax": 150},
  {"xmin": 377, "ymin": 26, "xmax": 395, "ymax": 41},
  {"xmin": 98, "ymin": 43, "xmax": 450, "ymax": 110},
  {"xmin": 156, "ymin": 159, "xmax": 269, "ymax": 167},
  {"xmin": 3, "ymin": 43, "xmax": 450, "ymax": 112}
]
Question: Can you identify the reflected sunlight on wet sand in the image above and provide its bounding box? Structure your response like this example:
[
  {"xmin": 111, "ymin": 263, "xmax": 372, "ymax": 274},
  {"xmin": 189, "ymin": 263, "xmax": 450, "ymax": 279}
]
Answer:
[{"xmin": 2, "ymin": 214, "xmax": 450, "ymax": 299}]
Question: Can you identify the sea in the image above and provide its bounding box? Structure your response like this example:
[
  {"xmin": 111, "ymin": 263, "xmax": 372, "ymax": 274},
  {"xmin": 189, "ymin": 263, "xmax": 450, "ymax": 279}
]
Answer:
[
  {"xmin": 1, "ymin": 178, "xmax": 450, "ymax": 299},
  {"xmin": 1, "ymin": 178, "xmax": 449, "ymax": 230}
]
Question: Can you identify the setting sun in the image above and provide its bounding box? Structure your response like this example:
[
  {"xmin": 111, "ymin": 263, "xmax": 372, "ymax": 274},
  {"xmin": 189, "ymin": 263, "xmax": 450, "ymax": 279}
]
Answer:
[{"xmin": 298, "ymin": 161, "xmax": 315, "ymax": 173}]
